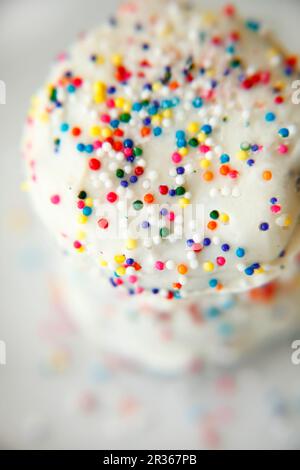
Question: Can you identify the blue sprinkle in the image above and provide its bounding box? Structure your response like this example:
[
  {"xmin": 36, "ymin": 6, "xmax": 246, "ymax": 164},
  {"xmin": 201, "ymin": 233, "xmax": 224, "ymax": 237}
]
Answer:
[
  {"xmin": 83, "ymin": 206, "xmax": 92, "ymax": 216},
  {"xmin": 245, "ymin": 20, "xmax": 260, "ymax": 32},
  {"xmin": 278, "ymin": 128, "xmax": 289, "ymax": 138},
  {"xmin": 60, "ymin": 122, "xmax": 69, "ymax": 132},
  {"xmin": 153, "ymin": 127, "xmax": 162, "ymax": 136},
  {"xmin": 220, "ymin": 154, "xmax": 230, "ymax": 163},
  {"xmin": 129, "ymin": 175, "xmax": 138, "ymax": 184},
  {"xmin": 85, "ymin": 144, "xmax": 94, "ymax": 153},
  {"xmin": 132, "ymin": 102, "xmax": 142, "ymax": 112},
  {"xmin": 209, "ymin": 279, "xmax": 218, "ymax": 288},
  {"xmin": 260, "ymin": 222, "xmax": 269, "ymax": 231},
  {"xmin": 265, "ymin": 112, "xmax": 276, "ymax": 122},
  {"xmin": 110, "ymin": 119, "xmax": 120, "ymax": 128},
  {"xmin": 236, "ymin": 247, "xmax": 245, "ymax": 258},
  {"xmin": 221, "ymin": 243, "xmax": 230, "ymax": 252},
  {"xmin": 176, "ymin": 130, "xmax": 185, "ymax": 139},
  {"xmin": 67, "ymin": 84, "xmax": 76, "ymax": 93},
  {"xmin": 77, "ymin": 143, "xmax": 85, "ymax": 152},
  {"xmin": 245, "ymin": 267, "xmax": 254, "ymax": 276},
  {"xmin": 124, "ymin": 139, "xmax": 134, "ymax": 148},
  {"xmin": 203, "ymin": 238, "xmax": 211, "ymax": 246},
  {"xmin": 201, "ymin": 124, "xmax": 212, "ymax": 135},
  {"xmin": 206, "ymin": 307, "xmax": 221, "ymax": 319},
  {"xmin": 192, "ymin": 97, "xmax": 203, "ymax": 108}
]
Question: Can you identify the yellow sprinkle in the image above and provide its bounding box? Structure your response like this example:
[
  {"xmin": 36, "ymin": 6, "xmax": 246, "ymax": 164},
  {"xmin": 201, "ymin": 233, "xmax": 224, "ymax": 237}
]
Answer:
[
  {"xmin": 126, "ymin": 238, "xmax": 137, "ymax": 250},
  {"xmin": 85, "ymin": 198, "xmax": 93, "ymax": 207},
  {"xmin": 179, "ymin": 197, "xmax": 190, "ymax": 208},
  {"xmin": 162, "ymin": 109, "xmax": 172, "ymax": 118},
  {"xmin": 116, "ymin": 266, "xmax": 126, "ymax": 276},
  {"xmin": 99, "ymin": 258, "xmax": 108, "ymax": 267},
  {"xmin": 77, "ymin": 246, "xmax": 85, "ymax": 253},
  {"xmin": 197, "ymin": 132, "xmax": 206, "ymax": 143},
  {"xmin": 152, "ymin": 115, "xmax": 162, "ymax": 125},
  {"xmin": 152, "ymin": 82, "xmax": 162, "ymax": 92},
  {"xmin": 111, "ymin": 54, "xmax": 123, "ymax": 66},
  {"xmin": 255, "ymin": 267, "xmax": 265, "ymax": 274},
  {"xmin": 220, "ymin": 213, "xmax": 230, "ymax": 224},
  {"xmin": 202, "ymin": 11, "xmax": 217, "ymax": 25},
  {"xmin": 207, "ymin": 68, "xmax": 216, "ymax": 78},
  {"xmin": 178, "ymin": 147, "xmax": 188, "ymax": 157},
  {"xmin": 93, "ymin": 81, "xmax": 106, "ymax": 104},
  {"xmin": 76, "ymin": 230, "xmax": 86, "ymax": 241},
  {"xmin": 101, "ymin": 127, "xmax": 113, "ymax": 138},
  {"xmin": 237, "ymin": 150, "xmax": 249, "ymax": 161},
  {"xmin": 89, "ymin": 125, "xmax": 101, "ymax": 137},
  {"xmin": 96, "ymin": 55, "xmax": 105, "ymax": 65},
  {"xmin": 78, "ymin": 214, "xmax": 88, "ymax": 225},
  {"xmin": 39, "ymin": 112, "xmax": 49, "ymax": 123},
  {"xmin": 115, "ymin": 97, "xmax": 125, "ymax": 108},
  {"xmin": 199, "ymin": 159, "xmax": 211, "ymax": 169},
  {"xmin": 114, "ymin": 254, "xmax": 126, "ymax": 264},
  {"xmin": 284, "ymin": 215, "xmax": 292, "ymax": 227},
  {"xmin": 187, "ymin": 122, "xmax": 200, "ymax": 134},
  {"xmin": 203, "ymin": 261, "xmax": 214, "ymax": 272}
]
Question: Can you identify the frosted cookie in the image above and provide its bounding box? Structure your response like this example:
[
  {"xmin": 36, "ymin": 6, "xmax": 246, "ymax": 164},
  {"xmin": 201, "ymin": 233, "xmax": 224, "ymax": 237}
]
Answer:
[
  {"xmin": 59, "ymin": 254, "xmax": 300, "ymax": 372},
  {"xmin": 23, "ymin": 1, "xmax": 300, "ymax": 299}
]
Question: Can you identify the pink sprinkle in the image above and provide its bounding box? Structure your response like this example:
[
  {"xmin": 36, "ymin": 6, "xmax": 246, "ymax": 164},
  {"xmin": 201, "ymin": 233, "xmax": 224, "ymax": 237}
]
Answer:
[
  {"xmin": 124, "ymin": 148, "xmax": 133, "ymax": 157},
  {"xmin": 155, "ymin": 261, "xmax": 165, "ymax": 271},
  {"xmin": 271, "ymin": 205, "xmax": 281, "ymax": 214},
  {"xmin": 73, "ymin": 241, "xmax": 81, "ymax": 249},
  {"xmin": 278, "ymin": 144, "xmax": 288, "ymax": 154},
  {"xmin": 199, "ymin": 145, "xmax": 210, "ymax": 154},
  {"xmin": 167, "ymin": 211, "xmax": 175, "ymax": 222},
  {"xmin": 193, "ymin": 243, "xmax": 203, "ymax": 252},
  {"xmin": 128, "ymin": 275, "xmax": 138, "ymax": 284},
  {"xmin": 216, "ymin": 256, "xmax": 226, "ymax": 266},
  {"xmin": 136, "ymin": 286, "xmax": 144, "ymax": 294},
  {"xmin": 106, "ymin": 99, "xmax": 115, "ymax": 108},
  {"xmin": 98, "ymin": 218, "xmax": 109, "ymax": 229},
  {"xmin": 50, "ymin": 194, "xmax": 60, "ymax": 205},
  {"xmin": 172, "ymin": 152, "xmax": 182, "ymax": 164},
  {"xmin": 77, "ymin": 200, "xmax": 85, "ymax": 209},
  {"xmin": 93, "ymin": 140, "xmax": 102, "ymax": 149},
  {"xmin": 101, "ymin": 114, "xmax": 110, "ymax": 123},
  {"xmin": 229, "ymin": 170, "xmax": 239, "ymax": 179}
]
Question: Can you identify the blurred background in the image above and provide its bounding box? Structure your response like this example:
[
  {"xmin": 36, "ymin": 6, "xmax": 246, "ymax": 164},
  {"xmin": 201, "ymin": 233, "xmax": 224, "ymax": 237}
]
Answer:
[{"xmin": 1, "ymin": 0, "xmax": 300, "ymax": 449}]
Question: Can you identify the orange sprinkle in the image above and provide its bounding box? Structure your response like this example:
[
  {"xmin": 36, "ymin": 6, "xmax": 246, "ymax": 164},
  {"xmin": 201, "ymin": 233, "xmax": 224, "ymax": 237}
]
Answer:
[
  {"xmin": 220, "ymin": 165, "xmax": 230, "ymax": 176},
  {"xmin": 263, "ymin": 170, "xmax": 272, "ymax": 181},
  {"xmin": 72, "ymin": 127, "xmax": 81, "ymax": 137},
  {"xmin": 169, "ymin": 81, "xmax": 180, "ymax": 90},
  {"xmin": 177, "ymin": 264, "xmax": 188, "ymax": 275},
  {"xmin": 173, "ymin": 282, "xmax": 182, "ymax": 289},
  {"xmin": 141, "ymin": 126, "xmax": 151, "ymax": 137},
  {"xmin": 207, "ymin": 221, "xmax": 218, "ymax": 230},
  {"xmin": 203, "ymin": 171, "xmax": 214, "ymax": 181},
  {"xmin": 144, "ymin": 193, "xmax": 155, "ymax": 204}
]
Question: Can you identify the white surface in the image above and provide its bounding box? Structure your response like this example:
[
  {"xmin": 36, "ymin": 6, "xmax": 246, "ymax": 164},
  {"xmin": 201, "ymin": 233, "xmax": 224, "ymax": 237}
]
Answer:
[{"xmin": 1, "ymin": 0, "xmax": 300, "ymax": 450}]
